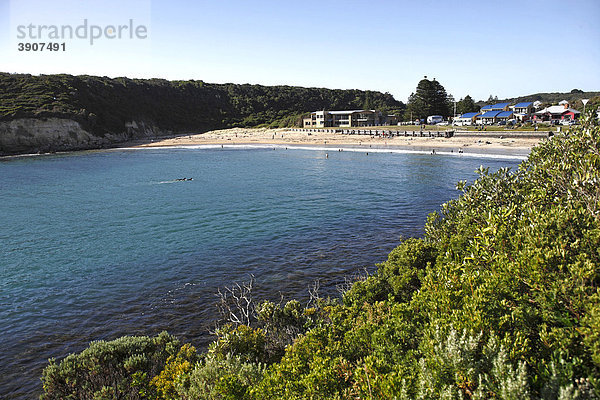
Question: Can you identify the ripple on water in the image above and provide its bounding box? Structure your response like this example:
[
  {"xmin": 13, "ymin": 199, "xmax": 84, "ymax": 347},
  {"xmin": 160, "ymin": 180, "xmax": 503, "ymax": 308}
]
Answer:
[{"xmin": 0, "ymin": 147, "xmax": 521, "ymax": 399}]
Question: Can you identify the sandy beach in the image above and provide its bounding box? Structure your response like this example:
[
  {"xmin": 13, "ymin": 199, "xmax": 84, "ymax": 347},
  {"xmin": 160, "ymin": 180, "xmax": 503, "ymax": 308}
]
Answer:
[{"xmin": 132, "ymin": 127, "xmax": 543, "ymax": 157}]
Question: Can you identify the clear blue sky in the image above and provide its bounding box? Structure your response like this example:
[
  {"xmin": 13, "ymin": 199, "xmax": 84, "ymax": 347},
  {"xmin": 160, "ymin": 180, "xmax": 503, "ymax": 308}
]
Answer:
[{"xmin": 1, "ymin": 0, "xmax": 599, "ymax": 102}]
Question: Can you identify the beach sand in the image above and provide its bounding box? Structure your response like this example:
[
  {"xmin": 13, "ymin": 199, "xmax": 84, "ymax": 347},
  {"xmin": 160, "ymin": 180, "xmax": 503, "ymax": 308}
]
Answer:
[{"xmin": 131, "ymin": 128, "xmax": 543, "ymax": 157}]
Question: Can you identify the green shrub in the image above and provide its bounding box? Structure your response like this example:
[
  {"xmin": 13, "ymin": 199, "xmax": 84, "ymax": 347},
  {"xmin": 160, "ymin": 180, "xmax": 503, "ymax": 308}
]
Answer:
[
  {"xmin": 176, "ymin": 354, "xmax": 266, "ymax": 400},
  {"xmin": 41, "ymin": 331, "xmax": 180, "ymax": 400}
]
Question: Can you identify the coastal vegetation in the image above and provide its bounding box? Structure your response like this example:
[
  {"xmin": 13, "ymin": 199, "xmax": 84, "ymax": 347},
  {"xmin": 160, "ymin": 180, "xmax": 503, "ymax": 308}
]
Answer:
[
  {"xmin": 0, "ymin": 72, "xmax": 404, "ymax": 134},
  {"xmin": 406, "ymin": 77, "xmax": 454, "ymax": 120},
  {"xmin": 41, "ymin": 119, "xmax": 600, "ymax": 398}
]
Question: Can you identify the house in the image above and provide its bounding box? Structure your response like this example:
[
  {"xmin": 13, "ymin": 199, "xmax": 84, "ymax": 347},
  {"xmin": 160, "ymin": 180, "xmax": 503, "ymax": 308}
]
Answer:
[
  {"xmin": 533, "ymin": 104, "xmax": 581, "ymax": 124},
  {"xmin": 496, "ymin": 110, "xmax": 514, "ymax": 123},
  {"xmin": 303, "ymin": 110, "xmax": 384, "ymax": 128},
  {"xmin": 511, "ymin": 102, "xmax": 534, "ymax": 121},
  {"xmin": 453, "ymin": 112, "xmax": 480, "ymax": 126},
  {"xmin": 477, "ymin": 110, "xmax": 502, "ymax": 125},
  {"xmin": 480, "ymin": 102, "xmax": 510, "ymax": 113}
]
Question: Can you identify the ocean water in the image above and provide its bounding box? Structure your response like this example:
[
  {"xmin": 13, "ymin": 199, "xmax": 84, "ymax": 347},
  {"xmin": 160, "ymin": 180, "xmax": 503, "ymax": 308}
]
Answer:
[{"xmin": 0, "ymin": 145, "xmax": 522, "ymax": 399}]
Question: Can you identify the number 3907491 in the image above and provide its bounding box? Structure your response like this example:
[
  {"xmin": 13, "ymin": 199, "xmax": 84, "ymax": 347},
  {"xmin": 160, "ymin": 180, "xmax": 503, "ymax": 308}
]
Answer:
[{"xmin": 18, "ymin": 42, "xmax": 66, "ymax": 51}]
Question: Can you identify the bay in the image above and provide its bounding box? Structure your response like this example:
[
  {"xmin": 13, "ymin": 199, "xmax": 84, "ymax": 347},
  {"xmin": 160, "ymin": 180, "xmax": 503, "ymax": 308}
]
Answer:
[{"xmin": 0, "ymin": 145, "xmax": 522, "ymax": 399}]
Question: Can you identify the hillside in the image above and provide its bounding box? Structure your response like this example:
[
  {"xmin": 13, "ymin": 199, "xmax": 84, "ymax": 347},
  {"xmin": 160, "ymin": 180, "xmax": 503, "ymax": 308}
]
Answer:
[
  {"xmin": 0, "ymin": 73, "xmax": 404, "ymax": 155},
  {"xmin": 479, "ymin": 90, "xmax": 600, "ymax": 109}
]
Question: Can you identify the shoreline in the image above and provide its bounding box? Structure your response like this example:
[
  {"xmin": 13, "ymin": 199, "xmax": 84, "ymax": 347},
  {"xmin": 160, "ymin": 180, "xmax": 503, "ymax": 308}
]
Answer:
[
  {"xmin": 128, "ymin": 127, "xmax": 542, "ymax": 158},
  {"xmin": 1, "ymin": 127, "xmax": 543, "ymax": 160}
]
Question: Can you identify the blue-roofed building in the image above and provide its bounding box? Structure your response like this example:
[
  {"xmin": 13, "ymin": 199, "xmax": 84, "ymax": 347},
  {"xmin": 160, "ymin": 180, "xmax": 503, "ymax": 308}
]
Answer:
[
  {"xmin": 480, "ymin": 103, "xmax": 510, "ymax": 113},
  {"xmin": 510, "ymin": 102, "xmax": 534, "ymax": 121},
  {"xmin": 453, "ymin": 112, "xmax": 480, "ymax": 126},
  {"xmin": 476, "ymin": 110, "xmax": 502, "ymax": 125},
  {"xmin": 496, "ymin": 110, "xmax": 514, "ymax": 123}
]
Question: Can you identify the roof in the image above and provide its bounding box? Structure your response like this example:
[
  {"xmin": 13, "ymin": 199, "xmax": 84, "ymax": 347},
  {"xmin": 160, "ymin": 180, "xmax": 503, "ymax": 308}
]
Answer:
[
  {"xmin": 491, "ymin": 102, "xmax": 510, "ymax": 109},
  {"xmin": 458, "ymin": 112, "xmax": 479, "ymax": 118},
  {"xmin": 497, "ymin": 111, "xmax": 514, "ymax": 118},
  {"xmin": 513, "ymin": 102, "xmax": 533, "ymax": 108},
  {"xmin": 327, "ymin": 110, "xmax": 375, "ymax": 115},
  {"xmin": 478, "ymin": 110, "xmax": 502, "ymax": 118},
  {"xmin": 481, "ymin": 104, "xmax": 493, "ymax": 110},
  {"xmin": 536, "ymin": 106, "xmax": 581, "ymax": 115}
]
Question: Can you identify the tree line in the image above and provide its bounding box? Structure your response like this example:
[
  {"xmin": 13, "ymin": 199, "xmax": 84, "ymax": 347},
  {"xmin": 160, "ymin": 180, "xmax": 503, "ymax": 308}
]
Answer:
[{"xmin": 0, "ymin": 73, "xmax": 405, "ymax": 136}]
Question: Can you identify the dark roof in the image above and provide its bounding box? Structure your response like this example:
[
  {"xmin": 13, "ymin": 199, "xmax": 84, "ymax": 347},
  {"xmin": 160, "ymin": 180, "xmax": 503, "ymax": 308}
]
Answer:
[
  {"xmin": 497, "ymin": 111, "xmax": 514, "ymax": 118},
  {"xmin": 479, "ymin": 110, "xmax": 502, "ymax": 118},
  {"xmin": 459, "ymin": 112, "xmax": 479, "ymax": 118},
  {"xmin": 513, "ymin": 102, "xmax": 533, "ymax": 108}
]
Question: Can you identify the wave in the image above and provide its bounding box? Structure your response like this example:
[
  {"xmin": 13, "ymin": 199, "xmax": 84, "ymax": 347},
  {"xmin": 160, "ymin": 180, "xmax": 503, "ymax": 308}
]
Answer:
[{"xmin": 121, "ymin": 144, "xmax": 528, "ymax": 161}]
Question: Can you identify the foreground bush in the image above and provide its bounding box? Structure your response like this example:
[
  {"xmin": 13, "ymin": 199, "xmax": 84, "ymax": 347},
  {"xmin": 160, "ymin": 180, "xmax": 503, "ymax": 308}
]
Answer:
[
  {"xmin": 252, "ymin": 123, "xmax": 600, "ymax": 398},
  {"xmin": 41, "ymin": 332, "xmax": 183, "ymax": 400}
]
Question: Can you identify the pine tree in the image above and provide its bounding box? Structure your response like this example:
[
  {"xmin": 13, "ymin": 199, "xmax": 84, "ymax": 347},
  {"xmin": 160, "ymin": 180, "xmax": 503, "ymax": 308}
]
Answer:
[
  {"xmin": 456, "ymin": 95, "xmax": 478, "ymax": 114},
  {"xmin": 406, "ymin": 77, "xmax": 452, "ymax": 120}
]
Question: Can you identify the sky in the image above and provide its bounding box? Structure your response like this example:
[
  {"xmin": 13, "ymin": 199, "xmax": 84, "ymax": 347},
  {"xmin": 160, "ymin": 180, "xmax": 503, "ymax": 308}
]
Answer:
[{"xmin": 0, "ymin": 0, "xmax": 599, "ymax": 102}]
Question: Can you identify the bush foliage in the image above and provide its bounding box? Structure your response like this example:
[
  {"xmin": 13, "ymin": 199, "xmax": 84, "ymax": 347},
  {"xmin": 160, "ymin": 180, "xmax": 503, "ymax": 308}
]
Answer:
[{"xmin": 42, "ymin": 122, "xmax": 600, "ymax": 398}]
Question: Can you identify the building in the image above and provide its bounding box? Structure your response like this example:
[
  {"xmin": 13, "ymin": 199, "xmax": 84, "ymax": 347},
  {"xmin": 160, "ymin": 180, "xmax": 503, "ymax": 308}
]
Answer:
[
  {"xmin": 496, "ymin": 110, "xmax": 514, "ymax": 123},
  {"xmin": 453, "ymin": 112, "xmax": 480, "ymax": 126},
  {"xmin": 533, "ymin": 105, "xmax": 581, "ymax": 124},
  {"xmin": 480, "ymin": 102, "xmax": 511, "ymax": 113},
  {"xmin": 510, "ymin": 102, "xmax": 534, "ymax": 121},
  {"xmin": 303, "ymin": 110, "xmax": 390, "ymax": 128},
  {"xmin": 477, "ymin": 110, "xmax": 502, "ymax": 125}
]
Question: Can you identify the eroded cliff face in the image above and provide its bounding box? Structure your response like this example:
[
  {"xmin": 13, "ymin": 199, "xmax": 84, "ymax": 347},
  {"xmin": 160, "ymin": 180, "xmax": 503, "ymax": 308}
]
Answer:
[{"xmin": 0, "ymin": 118, "xmax": 163, "ymax": 155}]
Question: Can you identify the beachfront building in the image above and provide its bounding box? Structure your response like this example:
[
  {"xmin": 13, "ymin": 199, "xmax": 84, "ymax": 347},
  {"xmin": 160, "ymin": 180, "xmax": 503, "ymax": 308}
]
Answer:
[
  {"xmin": 453, "ymin": 112, "xmax": 480, "ymax": 126},
  {"xmin": 533, "ymin": 105, "xmax": 580, "ymax": 124},
  {"xmin": 477, "ymin": 110, "xmax": 502, "ymax": 125},
  {"xmin": 303, "ymin": 110, "xmax": 392, "ymax": 128},
  {"xmin": 480, "ymin": 102, "xmax": 511, "ymax": 113},
  {"xmin": 511, "ymin": 102, "xmax": 534, "ymax": 121},
  {"xmin": 496, "ymin": 111, "xmax": 514, "ymax": 123}
]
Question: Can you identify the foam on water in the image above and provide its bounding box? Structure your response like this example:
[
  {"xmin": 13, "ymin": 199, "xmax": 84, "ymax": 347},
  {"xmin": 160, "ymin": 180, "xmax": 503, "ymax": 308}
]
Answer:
[{"xmin": 120, "ymin": 143, "xmax": 528, "ymax": 160}]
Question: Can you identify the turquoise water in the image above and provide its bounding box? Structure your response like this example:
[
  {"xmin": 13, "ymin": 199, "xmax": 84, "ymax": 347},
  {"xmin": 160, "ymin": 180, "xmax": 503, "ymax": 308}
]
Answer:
[{"xmin": 0, "ymin": 145, "xmax": 522, "ymax": 398}]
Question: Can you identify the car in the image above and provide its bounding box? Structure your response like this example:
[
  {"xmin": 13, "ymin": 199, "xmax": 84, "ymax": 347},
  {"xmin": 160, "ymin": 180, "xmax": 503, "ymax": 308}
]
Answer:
[
  {"xmin": 560, "ymin": 119, "xmax": 577, "ymax": 126},
  {"xmin": 436, "ymin": 121, "xmax": 449, "ymax": 126},
  {"xmin": 497, "ymin": 120, "xmax": 506, "ymax": 126}
]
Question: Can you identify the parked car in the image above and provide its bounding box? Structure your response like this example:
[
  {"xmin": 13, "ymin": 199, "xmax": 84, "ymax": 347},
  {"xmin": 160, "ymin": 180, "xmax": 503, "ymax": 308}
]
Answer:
[
  {"xmin": 497, "ymin": 120, "xmax": 507, "ymax": 126},
  {"xmin": 560, "ymin": 119, "xmax": 577, "ymax": 126}
]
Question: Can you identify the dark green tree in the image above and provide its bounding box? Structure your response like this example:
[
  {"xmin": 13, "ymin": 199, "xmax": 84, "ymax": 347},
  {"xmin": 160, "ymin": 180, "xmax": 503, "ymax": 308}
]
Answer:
[
  {"xmin": 487, "ymin": 94, "xmax": 499, "ymax": 103},
  {"xmin": 406, "ymin": 77, "xmax": 452, "ymax": 120},
  {"xmin": 456, "ymin": 95, "xmax": 479, "ymax": 114}
]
